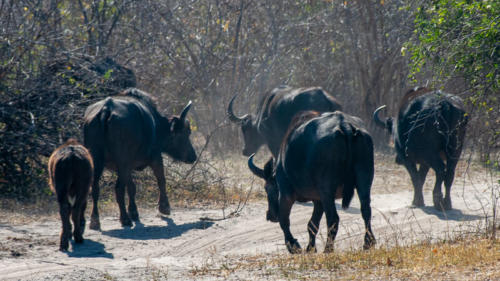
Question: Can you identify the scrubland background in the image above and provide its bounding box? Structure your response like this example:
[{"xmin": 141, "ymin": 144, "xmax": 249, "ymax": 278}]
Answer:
[{"xmin": 1, "ymin": 0, "xmax": 497, "ymax": 199}]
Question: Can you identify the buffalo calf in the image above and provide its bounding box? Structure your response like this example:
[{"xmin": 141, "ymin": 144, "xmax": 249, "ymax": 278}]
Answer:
[
  {"xmin": 48, "ymin": 139, "xmax": 93, "ymax": 251},
  {"xmin": 248, "ymin": 111, "xmax": 376, "ymax": 253}
]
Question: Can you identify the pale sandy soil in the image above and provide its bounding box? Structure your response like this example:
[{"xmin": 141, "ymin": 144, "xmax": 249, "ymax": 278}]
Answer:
[{"xmin": 0, "ymin": 154, "xmax": 498, "ymax": 280}]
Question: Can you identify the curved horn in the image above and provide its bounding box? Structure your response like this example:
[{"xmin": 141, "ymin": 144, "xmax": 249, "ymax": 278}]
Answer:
[
  {"xmin": 373, "ymin": 105, "xmax": 388, "ymax": 129},
  {"xmin": 248, "ymin": 153, "xmax": 265, "ymax": 179},
  {"xmin": 25, "ymin": 112, "xmax": 35, "ymax": 132},
  {"xmin": 227, "ymin": 94, "xmax": 247, "ymax": 123},
  {"xmin": 180, "ymin": 100, "xmax": 192, "ymax": 121}
]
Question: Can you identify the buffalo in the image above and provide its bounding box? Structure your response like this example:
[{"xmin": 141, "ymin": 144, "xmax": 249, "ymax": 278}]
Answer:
[
  {"xmin": 48, "ymin": 139, "xmax": 93, "ymax": 251},
  {"xmin": 373, "ymin": 87, "xmax": 468, "ymax": 210},
  {"xmin": 83, "ymin": 88, "xmax": 196, "ymax": 229},
  {"xmin": 227, "ymin": 85, "xmax": 342, "ymax": 157},
  {"xmin": 248, "ymin": 111, "xmax": 376, "ymax": 253}
]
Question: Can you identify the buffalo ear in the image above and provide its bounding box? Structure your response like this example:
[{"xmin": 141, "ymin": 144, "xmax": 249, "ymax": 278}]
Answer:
[
  {"xmin": 170, "ymin": 115, "xmax": 190, "ymax": 133},
  {"xmin": 263, "ymin": 158, "xmax": 274, "ymax": 179},
  {"xmin": 386, "ymin": 117, "xmax": 393, "ymax": 134},
  {"xmin": 170, "ymin": 117, "xmax": 180, "ymax": 133}
]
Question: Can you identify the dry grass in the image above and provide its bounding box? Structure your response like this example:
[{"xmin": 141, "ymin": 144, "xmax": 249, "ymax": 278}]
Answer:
[{"xmin": 190, "ymin": 236, "xmax": 500, "ymax": 280}]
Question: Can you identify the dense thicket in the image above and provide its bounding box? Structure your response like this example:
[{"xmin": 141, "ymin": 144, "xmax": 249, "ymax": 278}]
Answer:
[
  {"xmin": 0, "ymin": 0, "xmax": 497, "ymax": 198},
  {"xmin": 407, "ymin": 0, "xmax": 499, "ymax": 164}
]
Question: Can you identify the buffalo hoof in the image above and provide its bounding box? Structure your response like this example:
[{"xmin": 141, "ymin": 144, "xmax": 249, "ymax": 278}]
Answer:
[
  {"xmin": 324, "ymin": 243, "xmax": 335, "ymax": 254},
  {"xmin": 120, "ymin": 215, "xmax": 132, "ymax": 227},
  {"xmin": 159, "ymin": 203, "xmax": 171, "ymax": 216},
  {"xmin": 74, "ymin": 234, "xmax": 84, "ymax": 244},
  {"xmin": 59, "ymin": 244, "xmax": 69, "ymax": 252},
  {"xmin": 434, "ymin": 200, "xmax": 451, "ymax": 211},
  {"xmin": 411, "ymin": 197, "xmax": 425, "ymax": 208},
  {"xmin": 306, "ymin": 244, "xmax": 317, "ymax": 253},
  {"xmin": 363, "ymin": 234, "xmax": 376, "ymax": 250},
  {"xmin": 433, "ymin": 195, "xmax": 446, "ymax": 212},
  {"xmin": 89, "ymin": 219, "xmax": 101, "ymax": 231},
  {"xmin": 59, "ymin": 235, "xmax": 69, "ymax": 252},
  {"xmin": 443, "ymin": 197, "xmax": 452, "ymax": 210},
  {"xmin": 128, "ymin": 209, "xmax": 139, "ymax": 221},
  {"xmin": 286, "ymin": 239, "xmax": 302, "ymax": 254}
]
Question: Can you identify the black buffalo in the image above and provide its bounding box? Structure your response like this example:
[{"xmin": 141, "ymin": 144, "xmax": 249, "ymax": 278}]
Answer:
[
  {"xmin": 83, "ymin": 88, "xmax": 196, "ymax": 229},
  {"xmin": 227, "ymin": 85, "xmax": 342, "ymax": 157},
  {"xmin": 373, "ymin": 87, "xmax": 468, "ymax": 210},
  {"xmin": 248, "ymin": 111, "xmax": 375, "ymax": 253},
  {"xmin": 48, "ymin": 139, "xmax": 93, "ymax": 251}
]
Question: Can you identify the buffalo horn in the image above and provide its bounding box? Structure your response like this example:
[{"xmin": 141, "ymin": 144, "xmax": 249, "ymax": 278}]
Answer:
[
  {"xmin": 227, "ymin": 94, "xmax": 247, "ymax": 123},
  {"xmin": 180, "ymin": 100, "xmax": 193, "ymax": 121},
  {"xmin": 373, "ymin": 105, "xmax": 388, "ymax": 129},
  {"xmin": 28, "ymin": 112, "xmax": 35, "ymax": 130},
  {"xmin": 248, "ymin": 153, "xmax": 265, "ymax": 179}
]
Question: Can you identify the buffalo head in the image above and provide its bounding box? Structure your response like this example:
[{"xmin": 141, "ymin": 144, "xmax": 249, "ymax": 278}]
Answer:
[
  {"xmin": 248, "ymin": 154, "xmax": 279, "ymax": 222},
  {"xmin": 227, "ymin": 95, "xmax": 265, "ymax": 156},
  {"xmin": 161, "ymin": 101, "xmax": 197, "ymax": 164},
  {"xmin": 373, "ymin": 105, "xmax": 393, "ymax": 134}
]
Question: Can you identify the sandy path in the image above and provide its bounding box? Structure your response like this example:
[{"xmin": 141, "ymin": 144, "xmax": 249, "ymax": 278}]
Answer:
[{"xmin": 0, "ymin": 177, "xmax": 495, "ymax": 281}]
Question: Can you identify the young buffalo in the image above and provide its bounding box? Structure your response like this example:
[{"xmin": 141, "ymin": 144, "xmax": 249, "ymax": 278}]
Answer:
[{"xmin": 48, "ymin": 139, "xmax": 93, "ymax": 251}]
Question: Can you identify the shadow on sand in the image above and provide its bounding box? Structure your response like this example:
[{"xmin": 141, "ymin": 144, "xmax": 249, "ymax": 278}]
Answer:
[
  {"xmin": 419, "ymin": 206, "xmax": 484, "ymax": 221},
  {"xmin": 102, "ymin": 217, "xmax": 214, "ymax": 240},
  {"xmin": 67, "ymin": 238, "xmax": 113, "ymax": 259}
]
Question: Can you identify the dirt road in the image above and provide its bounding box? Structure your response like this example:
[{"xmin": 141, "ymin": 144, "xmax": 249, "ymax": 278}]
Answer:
[{"xmin": 0, "ymin": 174, "xmax": 495, "ymax": 280}]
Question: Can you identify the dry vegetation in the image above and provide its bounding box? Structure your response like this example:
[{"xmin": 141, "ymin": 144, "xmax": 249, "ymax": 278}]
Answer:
[{"xmin": 189, "ymin": 236, "xmax": 500, "ymax": 280}]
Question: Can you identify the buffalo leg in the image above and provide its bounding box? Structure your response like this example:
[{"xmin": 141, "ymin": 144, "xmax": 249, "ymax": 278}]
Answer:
[
  {"xmin": 429, "ymin": 155, "xmax": 446, "ymax": 211},
  {"xmin": 279, "ymin": 194, "xmax": 300, "ymax": 254},
  {"xmin": 404, "ymin": 161, "xmax": 429, "ymax": 207},
  {"xmin": 72, "ymin": 202, "xmax": 83, "ymax": 244},
  {"xmin": 415, "ymin": 164, "xmax": 430, "ymax": 206},
  {"xmin": 115, "ymin": 170, "xmax": 132, "ymax": 227},
  {"xmin": 306, "ymin": 201, "xmax": 323, "ymax": 253},
  {"xmin": 90, "ymin": 155, "xmax": 104, "ymax": 230},
  {"xmin": 58, "ymin": 202, "xmax": 72, "ymax": 251},
  {"xmin": 321, "ymin": 194, "xmax": 339, "ymax": 253},
  {"xmin": 352, "ymin": 131, "xmax": 376, "ymax": 249},
  {"xmin": 126, "ymin": 174, "xmax": 139, "ymax": 221},
  {"xmin": 442, "ymin": 119, "xmax": 466, "ymax": 210},
  {"xmin": 317, "ymin": 180, "xmax": 340, "ymax": 253},
  {"xmin": 443, "ymin": 157, "xmax": 459, "ymax": 210},
  {"xmin": 151, "ymin": 158, "xmax": 170, "ymax": 215},
  {"xmin": 80, "ymin": 199, "xmax": 87, "ymax": 236},
  {"xmin": 355, "ymin": 176, "xmax": 376, "ymax": 249}
]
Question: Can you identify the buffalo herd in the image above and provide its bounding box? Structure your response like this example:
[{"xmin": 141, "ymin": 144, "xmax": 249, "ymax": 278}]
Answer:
[{"xmin": 48, "ymin": 85, "xmax": 467, "ymax": 253}]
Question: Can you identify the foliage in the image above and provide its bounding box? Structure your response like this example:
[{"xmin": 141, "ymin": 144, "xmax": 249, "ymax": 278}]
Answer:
[
  {"xmin": 0, "ymin": 0, "xmax": 136, "ymax": 198},
  {"xmin": 406, "ymin": 0, "xmax": 499, "ymax": 163},
  {"xmin": 409, "ymin": 0, "xmax": 499, "ymax": 91}
]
